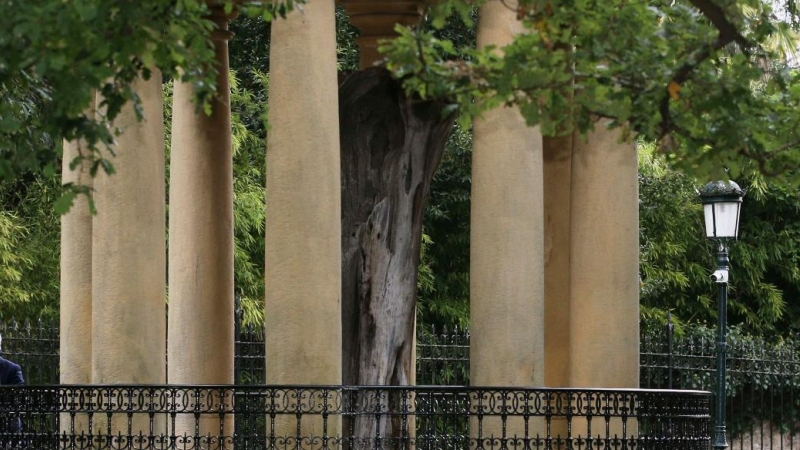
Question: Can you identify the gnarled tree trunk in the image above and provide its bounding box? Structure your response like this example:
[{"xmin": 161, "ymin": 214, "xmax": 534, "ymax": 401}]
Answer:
[{"xmin": 340, "ymin": 68, "xmax": 455, "ymax": 446}]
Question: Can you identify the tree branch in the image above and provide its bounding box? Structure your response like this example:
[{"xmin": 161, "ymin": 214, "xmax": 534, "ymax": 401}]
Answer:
[
  {"xmin": 658, "ymin": 0, "xmax": 756, "ymax": 139},
  {"xmin": 687, "ymin": 0, "xmax": 751, "ymax": 49}
]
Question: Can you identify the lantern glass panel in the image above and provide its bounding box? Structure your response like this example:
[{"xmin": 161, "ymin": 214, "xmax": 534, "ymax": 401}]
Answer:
[{"xmin": 703, "ymin": 202, "xmax": 740, "ymax": 239}]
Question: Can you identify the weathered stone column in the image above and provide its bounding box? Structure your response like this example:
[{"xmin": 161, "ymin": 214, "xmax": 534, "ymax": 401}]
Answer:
[
  {"xmin": 470, "ymin": 0, "xmax": 544, "ymax": 389},
  {"xmin": 91, "ymin": 72, "xmax": 165, "ymax": 444},
  {"xmin": 92, "ymin": 73, "xmax": 166, "ymax": 387},
  {"xmin": 168, "ymin": 7, "xmax": 236, "ymax": 446},
  {"xmin": 265, "ymin": 0, "xmax": 341, "ymax": 440},
  {"xmin": 60, "ymin": 94, "xmax": 95, "ymax": 387},
  {"xmin": 60, "ymin": 96, "xmax": 95, "ymax": 441},
  {"xmin": 470, "ymin": 0, "xmax": 544, "ymax": 444},
  {"xmin": 568, "ymin": 124, "xmax": 639, "ymax": 389}
]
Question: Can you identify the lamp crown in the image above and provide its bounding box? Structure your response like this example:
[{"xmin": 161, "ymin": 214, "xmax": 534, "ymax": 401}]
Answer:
[{"xmin": 698, "ymin": 180, "xmax": 744, "ymax": 200}]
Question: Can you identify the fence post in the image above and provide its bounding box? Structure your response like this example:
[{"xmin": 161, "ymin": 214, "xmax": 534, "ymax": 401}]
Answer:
[
  {"xmin": 234, "ymin": 294, "xmax": 242, "ymax": 385},
  {"xmin": 667, "ymin": 313, "xmax": 674, "ymax": 390}
]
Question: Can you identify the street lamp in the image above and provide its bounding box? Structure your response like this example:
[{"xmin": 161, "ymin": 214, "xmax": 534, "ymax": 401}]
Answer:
[{"xmin": 698, "ymin": 180, "xmax": 744, "ymax": 450}]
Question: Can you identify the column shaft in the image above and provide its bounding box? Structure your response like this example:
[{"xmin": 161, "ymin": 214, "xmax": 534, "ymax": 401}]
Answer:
[
  {"xmin": 92, "ymin": 72, "xmax": 166, "ymax": 387},
  {"xmin": 168, "ymin": 11, "xmax": 235, "ymax": 446},
  {"xmin": 470, "ymin": 6, "xmax": 544, "ymax": 443},
  {"xmin": 568, "ymin": 125, "xmax": 639, "ymax": 388},
  {"xmin": 60, "ymin": 95, "xmax": 95, "ymax": 386},
  {"xmin": 266, "ymin": 2, "xmax": 341, "ymax": 441},
  {"xmin": 168, "ymin": 12, "xmax": 234, "ymax": 387},
  {"xmin": 265, "ymin": 0, "xmax": 341, "ymax": 386},
  {"xmin": 60, "ymin": 97, "xmax": 95, "ymax": 438},
  {"xmin": 470, "ymin": 0, "xmax": 544, "ymax": 390}
]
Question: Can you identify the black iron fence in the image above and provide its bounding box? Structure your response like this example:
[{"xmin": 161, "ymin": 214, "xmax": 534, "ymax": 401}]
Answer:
[
  {"xmin": 0, "ymin": 314, "xmax": 268, "ymax": 386},
  {"xmin": 0, "ymin": 384, "xmax": 710, "ymax": 449},
  {"xmin": 418, "ymin": 323, "xmax": 800, "ymax": 450},
  {"xmin": 2, "ymin": 317, "xmax": 795, "ymax": 448},
  {"xmin": 0, "ymin": 319, "xmax": 467, "ymax": 386},
  {"xmin": 234, "ymin": 314, "xmax": 265, "ymax": 386},
  {"xmin": 416, "ymin": 326, "xmax": 469, "ymax": 386},
  {"xmin": 641, "ymin": 323, "xmax": 800, "ymax": 450},
  {"xmin": 0, "ymin": 319, "xmax": 58, "ymax": 385}
]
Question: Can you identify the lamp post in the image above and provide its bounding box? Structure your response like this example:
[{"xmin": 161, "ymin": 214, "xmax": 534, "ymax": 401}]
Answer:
[{"xmin": 698, "ymin": 180, "xmax": 744, "ymax": 450}]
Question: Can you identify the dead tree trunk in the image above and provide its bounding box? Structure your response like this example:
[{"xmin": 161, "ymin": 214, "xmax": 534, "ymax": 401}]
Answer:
[{"xmin": 340, "ymin": 68, "xmax": 455, "ymax": 446}]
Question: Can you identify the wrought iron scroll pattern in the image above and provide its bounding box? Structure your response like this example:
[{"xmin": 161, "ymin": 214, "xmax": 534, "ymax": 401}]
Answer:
[{"xmin": 0, "ymin": 385, "xmax": 710, "ymax": 449}]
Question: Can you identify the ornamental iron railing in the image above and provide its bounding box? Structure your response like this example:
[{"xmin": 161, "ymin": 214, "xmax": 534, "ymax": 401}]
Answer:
[
  {"xmin": 4, "ymin": 316, "xmax": 794, "ymax": 448},
  {"xmin": 640, "ymin": 322, "xmax": 800, "ymax": 450},
  {"xmin": 0, "ymin": 385, "xmax": 711, "ymax": 450},
  {"xmin": 418, "ymin": 323, "xmax": 800, "ymax": 449}
]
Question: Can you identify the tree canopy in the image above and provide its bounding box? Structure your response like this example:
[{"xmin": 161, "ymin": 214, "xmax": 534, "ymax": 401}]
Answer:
[
  {"xmin": 0, "ymin": 0, "xmax": 299, "ymax": 200},
  {"xmin": 2, "ymin": 0, "xmax": 800, "ymax": 335},
  {"xmin": 639, "ymin": 145, "xmax": 800, "ymax": 334},
  {"xmin": 384, "ymin": 0, "xmax": 800, "ymax": 184},
  {"xmin": 3, "ymin": 0, "xmax": 800, "ymax": 187}
]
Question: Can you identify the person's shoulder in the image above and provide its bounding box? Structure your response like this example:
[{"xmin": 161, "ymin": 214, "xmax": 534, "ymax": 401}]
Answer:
[{"xmin": 0, "ymin": 357, "xmax": 20, "ymax": 370}]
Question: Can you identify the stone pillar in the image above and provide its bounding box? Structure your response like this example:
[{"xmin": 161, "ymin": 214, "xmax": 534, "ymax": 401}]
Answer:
[
  {"xmin": 543, "ymin": 134, "xmax": 573, "ymax": 388},
  {"xmin": 60, "ymin": 94, "xmax": 95, "ymax": 387},
  {"xmin": 339, "ymin": 1, "xmax": 424, "ymax": 69},
  {"xmin": 92, "ymin": 73, "xmax": 166, "ymax": 387},
  {"xmin": 60, "ymin": 96, "xmax": 95, "ymax": 441},
  {"xmin": 568, "ymin": 124, "xmax": 639, "ymax": 389},
  {"xmin": 265, "ymin": 0, "xmax": 341, "ymax": 439},
  {"xmin": 470, "ymin": 0, "xmax": 544, "ymax": 390},
  {"xmin": 470, "ymin": 0, "xmax": 544, "ymax": 444},
  {"xmin": 168, "ymin": 7, "xmax": 236, "ymax": 446}
]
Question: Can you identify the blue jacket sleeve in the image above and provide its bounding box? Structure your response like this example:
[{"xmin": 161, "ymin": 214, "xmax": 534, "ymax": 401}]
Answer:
[
  {"xmin": 8, "ymin": 363, "xmax": 23, "ymax": 385},
  {"xmin": 1, "ymin": 362, "xmax": 24, "ymax": 434}
]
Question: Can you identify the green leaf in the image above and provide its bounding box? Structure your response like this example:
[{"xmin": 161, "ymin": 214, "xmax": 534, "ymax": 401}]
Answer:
[{"xmin": 54, "ymin": 191, "xmax": 77, "ymax": 215}]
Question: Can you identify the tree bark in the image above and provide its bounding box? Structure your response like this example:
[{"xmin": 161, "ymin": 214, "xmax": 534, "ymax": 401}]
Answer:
[{"xmin": 340, "ymin": 68, "xmax": 455, "ymax": 446}]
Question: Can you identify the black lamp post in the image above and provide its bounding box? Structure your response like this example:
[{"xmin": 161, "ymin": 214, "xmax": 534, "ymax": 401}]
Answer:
[{"xmin": 698, "ymin": 180, "xmax": 744, "ymax": 450}]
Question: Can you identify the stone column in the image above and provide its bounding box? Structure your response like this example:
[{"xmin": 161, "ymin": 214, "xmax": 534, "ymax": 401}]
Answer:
[
  {"xmin": 60, "ymin": 95, "xmax": 95, "ymax": 441},
  {"xmin": 92, "ymin": 73, "xmax": 166, "ymax": 386},
  {"xmin": 265, "ymin": 0, "xmax": 341, "ymax": 440},
  {"xmin": 60, "ymin": 94, "xmax": 95, "ymax": 387},
  {"xmin": 470, "ymin": 0, "xmax": 544, "ymax": 444},
  {"xmin": 168, "ymin": 7, "xmax": 236, "ymax": 446},
  {"xmin": 470, "ymin": 0, "xmax": 544, "ymax": 390},
  {"xmin": 568, "ymin": 124, "xmax": 639, "ymax": 389}
]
